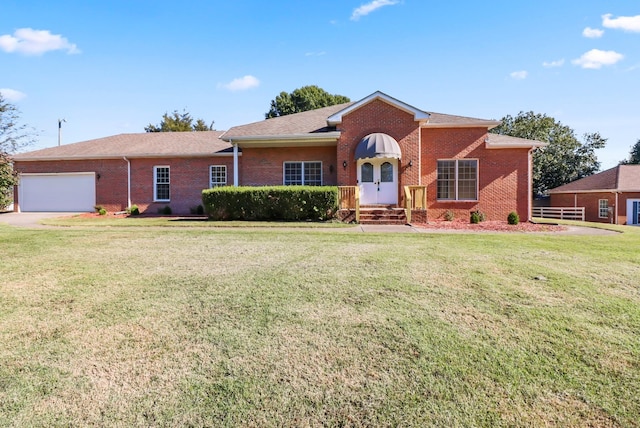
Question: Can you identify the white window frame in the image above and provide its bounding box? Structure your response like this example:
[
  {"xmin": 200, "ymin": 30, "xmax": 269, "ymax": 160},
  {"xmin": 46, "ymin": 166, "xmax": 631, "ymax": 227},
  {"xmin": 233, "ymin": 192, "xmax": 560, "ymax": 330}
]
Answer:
[
  {"xmin": 436, "ymin": 159, "xmax": 478, "ymax": 201},
  {"xmin": 209, "ymin": 165, "xmax": 227, "ymax": 188},
  {"xmin": 283, "ymin": 161, "xmax": 323, "ymax": 186},
  {"xmin": 599, "ymin": 199, "xmax": 609, "ymax": 218},
  {"xmin": 153, "ymin": 165, "xmax": 170, "ymax": 202}
]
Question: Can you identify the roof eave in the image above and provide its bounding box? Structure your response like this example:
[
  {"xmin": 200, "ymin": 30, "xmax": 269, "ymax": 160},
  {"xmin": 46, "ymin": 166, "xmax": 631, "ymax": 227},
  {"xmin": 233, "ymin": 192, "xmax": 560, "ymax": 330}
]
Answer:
[
  {"xmin": 485, "ymin": 141, "xmax": 547, "ymax": 149},
  {"xmin": 13, "ymin": 152, "xmax": 239, "ymax": 162},
  {"xmin": 423, "ymin": 121, "xmax": 502, "ymax": 129}
]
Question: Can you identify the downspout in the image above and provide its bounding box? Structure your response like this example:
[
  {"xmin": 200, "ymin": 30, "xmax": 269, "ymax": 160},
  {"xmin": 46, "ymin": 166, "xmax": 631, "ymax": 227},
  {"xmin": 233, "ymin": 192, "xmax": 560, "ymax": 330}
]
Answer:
[
  {"xmin": 528, "ymin": 148, "xmax": 534, "ymax": 221},
  {"xmin": 123, "ymin": 157, "xmax": 131, "ymax": 208},
  {"xmin": 232, "ymin": 140, "xmax": 239, "ymax": 187},
  {"xmin": 615, "ymin": 191, "xmax": 619, "ymax": 225}
]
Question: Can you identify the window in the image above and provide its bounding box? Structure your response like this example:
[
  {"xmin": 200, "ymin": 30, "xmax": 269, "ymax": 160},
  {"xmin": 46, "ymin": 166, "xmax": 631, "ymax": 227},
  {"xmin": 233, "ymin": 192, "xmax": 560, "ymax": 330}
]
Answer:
[
  {"xmin": 283, "ymin": 161, "xmax": 322, "ymax": 185},
  {"xmin": 154, "ymin": 166, "xmax": 170, "ymax": 201},
  {"xmin": 599, "ymin": 199, "xmax": 609, "ymax": 218},
  {"xmin": 380, "ymin": 162, "xmax": 393, "ymax": 183},
  {"xmin": 361, "ymin": 162, "xmax": 374, "ymax": 183},
  {"xmin": 437, "ymin": 159, "xmax": 478, "ymax": 200},
  {"xmin": 210, "ymin": 165, "xmax": 227, "ymax": 188}
]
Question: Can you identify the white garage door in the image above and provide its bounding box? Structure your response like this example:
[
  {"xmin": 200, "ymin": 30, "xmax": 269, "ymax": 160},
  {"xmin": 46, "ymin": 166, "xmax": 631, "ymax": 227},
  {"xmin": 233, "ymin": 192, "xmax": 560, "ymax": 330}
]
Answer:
[{"xmin": 19, "ymin": 173, "xmax": 96, "ymax": 212}]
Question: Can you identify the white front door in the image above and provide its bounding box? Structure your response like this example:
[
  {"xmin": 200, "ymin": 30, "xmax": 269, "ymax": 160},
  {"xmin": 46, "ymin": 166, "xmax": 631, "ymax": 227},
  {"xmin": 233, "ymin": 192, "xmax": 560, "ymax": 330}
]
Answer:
[
  {"xmin": 357, "ymin": 159, "xmax": 398, "ymax": 205},
  {"xmin": 627, "ymin": 199, "xmax": 640, "ymax": 226}
]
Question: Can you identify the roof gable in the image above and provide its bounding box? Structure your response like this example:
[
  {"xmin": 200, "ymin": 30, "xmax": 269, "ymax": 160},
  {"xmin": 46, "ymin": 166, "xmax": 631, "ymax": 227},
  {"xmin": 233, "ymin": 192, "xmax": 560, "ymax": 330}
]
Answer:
[{"xmin": 327, "ymin": 91, "xmax": 430, "ymax": 125}]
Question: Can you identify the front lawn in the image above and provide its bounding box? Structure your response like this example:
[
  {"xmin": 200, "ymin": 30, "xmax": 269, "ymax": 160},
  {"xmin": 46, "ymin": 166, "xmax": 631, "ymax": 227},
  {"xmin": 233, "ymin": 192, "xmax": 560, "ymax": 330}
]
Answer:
[{"xmin": 0, "ymin": 224, "xmax": 638, "ymax": 426}]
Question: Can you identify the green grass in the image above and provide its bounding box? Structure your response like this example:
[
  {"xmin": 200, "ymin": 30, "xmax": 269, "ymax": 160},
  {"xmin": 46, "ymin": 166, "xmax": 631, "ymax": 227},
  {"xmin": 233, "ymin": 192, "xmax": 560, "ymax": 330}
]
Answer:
[
  {"xmin": 41, "ymin": 215, "xmax": 352, "ymax": 228},
  {"xmin": 1, "ymin": 223, "xmax": 639, "ymax": 426}
]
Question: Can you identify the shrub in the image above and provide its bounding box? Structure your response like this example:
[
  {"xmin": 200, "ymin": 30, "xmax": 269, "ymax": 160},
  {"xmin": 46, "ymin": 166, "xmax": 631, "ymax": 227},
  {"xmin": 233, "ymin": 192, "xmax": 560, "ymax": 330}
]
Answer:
[
  {"xmin": 470, "ymin": 209, "xmax": 486, "ymax": 224},
  {"xmin": 98, "ymin": 208, "xmax": 107, "ymax": 216},
  {"xmin": 189, "ymin": 205, "xmax": 205, "ymax": 215},
  {"xmin": 159, "ymin": 205, "xmax": 172, "ymax": 215},
  {"xmin": 127, "ymin": 205, "xmax": 140, "ymax": 216},
  {"xmin": 94, "ymin": 205, "xmax": 104, "ymax": 213},
  {"xmin": 202, "ymin": 186, "xmax": 339, "ymax": 221},
  {"xmin": 507, "ymin": 211, "xmax": 520, "ymax": 225},
  {"xmin": 443, "ymin": 210, "xmax": 455, "ymax": 221}
]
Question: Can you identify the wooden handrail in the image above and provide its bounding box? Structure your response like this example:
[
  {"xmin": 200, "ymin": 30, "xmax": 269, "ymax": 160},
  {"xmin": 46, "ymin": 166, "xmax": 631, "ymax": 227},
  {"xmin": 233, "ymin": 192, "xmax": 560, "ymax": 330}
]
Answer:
[
  {"xmin": 355, "ymin": 186, "xmax": 360, "ymax": 223},
  {"xmin": 404, "ymin": 186, "xmax": 412, "ymax": 224}
]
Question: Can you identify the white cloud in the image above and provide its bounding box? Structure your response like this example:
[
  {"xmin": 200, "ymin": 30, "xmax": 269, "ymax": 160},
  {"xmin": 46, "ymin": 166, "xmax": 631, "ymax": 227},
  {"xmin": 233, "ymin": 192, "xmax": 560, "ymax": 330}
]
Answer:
[
  {"xmin": 0, "ymin": 28, "xmax": 80, "ymax": 56},
  {"xmin": 602, "ymin": 13, "xmax": 640, "ymax": 32},
  {"xmin": 220, "ymin": 75, "xmax": 260, "ymax": 91},
  {"xmin": 305, "ymin": 51, "xmax": 326, "ymax": 57},
  {"xmin": 510, "ymin": 70, "xmax": 528, "ymax": 80},
  {"xmin": 0, "ymin": 88, "xmax": 27, "ymax": 101},
  {"xmin": 542, "ymin": 59, "xmax": 565, "ymax": 68},
  {"xmin": 572, "ymin": 49, "xmax": 624, "ymax": 69},
  {"xmin": 582, "ymin": 27, "xmax": 604, "ymax": 38},
  {"xmin": 351, "ymin": 0, "xmax": 399, "ymax": 21}
]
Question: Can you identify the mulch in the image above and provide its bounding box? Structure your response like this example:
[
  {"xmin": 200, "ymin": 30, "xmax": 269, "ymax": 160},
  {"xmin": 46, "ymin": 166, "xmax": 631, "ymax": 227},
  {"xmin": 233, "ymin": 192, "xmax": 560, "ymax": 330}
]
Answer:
[{"xmin": 413, "ymin": 219, "xmax": 566, "ymax": 232}]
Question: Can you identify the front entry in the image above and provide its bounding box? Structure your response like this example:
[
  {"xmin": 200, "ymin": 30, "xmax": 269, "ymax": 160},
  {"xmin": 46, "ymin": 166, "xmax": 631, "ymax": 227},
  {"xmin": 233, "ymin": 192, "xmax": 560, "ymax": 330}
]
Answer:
[
  {"xmin": 357, "ymin": 159, "xmax": 398, "ymax": 205},
  {"xmin": 627, "ymin": 199, "xmax": 640, "ymax": 226}
]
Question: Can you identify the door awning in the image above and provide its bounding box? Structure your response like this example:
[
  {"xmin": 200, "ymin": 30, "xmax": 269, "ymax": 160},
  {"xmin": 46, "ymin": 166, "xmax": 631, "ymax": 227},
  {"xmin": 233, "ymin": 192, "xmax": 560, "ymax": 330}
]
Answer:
[{"xmin": 355, "ymin": 133, "xmax": 402, "ymax": 160}]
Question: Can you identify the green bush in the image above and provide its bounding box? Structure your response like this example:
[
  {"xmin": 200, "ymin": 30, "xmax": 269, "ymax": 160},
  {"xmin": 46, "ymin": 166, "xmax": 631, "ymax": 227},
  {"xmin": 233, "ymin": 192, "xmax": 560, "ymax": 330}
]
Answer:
[
  {"xmin": 202, "ymin": 186, "xmax": 339, "ymax": 221},
  {"xmin": 127, "ymin": 205, "xmax": 140, "ymax": 216},
  {"xmin": 94, "ymin": 205, "xmax": 104, "ymax": 213},
  {"xmin": 159, "ymin": 205, "xmax": 172, "ymax": 215},
  {"xmin": 443, "ymin": 210, "xmax": 455, "ymax": 221},
  {"xmin": 507, "ymin": 211, "xmax": 520, "ymax": 225},
  {"xmin": 98, "ymin": 208, "xmax": 107, "ymax": 216},
  {"xmin": 470, "ymin": 209, "xmax": 486, "ymax": 224}
]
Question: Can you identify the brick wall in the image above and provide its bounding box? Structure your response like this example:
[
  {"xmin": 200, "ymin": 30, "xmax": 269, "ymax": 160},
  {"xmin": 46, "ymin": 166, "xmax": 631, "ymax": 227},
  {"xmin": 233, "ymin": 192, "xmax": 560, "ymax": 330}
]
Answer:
[
  {"xmin": 15, "ymin": 156, "xmax": 236, "ymax": 214},
  {"xmin": 240, "ymin": 146, "xmax": 338, "ymax": 186},
  {"xmin": 422, "ymin": 128, "xmax": 531, "ymax": 221}
]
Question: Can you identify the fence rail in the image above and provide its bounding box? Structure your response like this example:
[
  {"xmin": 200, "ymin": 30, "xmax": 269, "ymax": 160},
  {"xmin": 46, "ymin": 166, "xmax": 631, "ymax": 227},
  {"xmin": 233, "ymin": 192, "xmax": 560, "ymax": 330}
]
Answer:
[{"xmin": 532, "ymin": 207, "xmax": 585, "ymax": 221}]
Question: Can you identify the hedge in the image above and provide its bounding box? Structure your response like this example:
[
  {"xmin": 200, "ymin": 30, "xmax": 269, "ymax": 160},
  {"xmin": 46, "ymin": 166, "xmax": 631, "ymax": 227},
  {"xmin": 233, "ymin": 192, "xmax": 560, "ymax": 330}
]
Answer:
[{"xmin": 202, "ymin": 186, "xmax": 339, "ymax": 221}]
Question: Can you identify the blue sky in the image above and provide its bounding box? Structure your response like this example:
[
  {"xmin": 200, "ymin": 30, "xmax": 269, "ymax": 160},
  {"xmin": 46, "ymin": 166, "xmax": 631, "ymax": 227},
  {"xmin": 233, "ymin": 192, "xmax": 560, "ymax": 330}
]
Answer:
[{"xmin": 2, "ymin": 0, "xmax": 638, "ymax": 168}]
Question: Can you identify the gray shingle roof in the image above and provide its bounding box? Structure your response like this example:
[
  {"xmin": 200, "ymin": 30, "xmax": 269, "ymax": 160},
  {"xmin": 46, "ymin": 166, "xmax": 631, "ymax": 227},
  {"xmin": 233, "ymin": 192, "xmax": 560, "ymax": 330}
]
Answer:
[
  {"xmin": 13, "ymin": 131, "xmax": 231, "ymax": 161},
  {"xmin": 222, "ymin": 103, "xmax": 352, "ymax": 140},
  {"xmin": 549, "ymin": 164, "xmax": 640, "ymax": 193}
]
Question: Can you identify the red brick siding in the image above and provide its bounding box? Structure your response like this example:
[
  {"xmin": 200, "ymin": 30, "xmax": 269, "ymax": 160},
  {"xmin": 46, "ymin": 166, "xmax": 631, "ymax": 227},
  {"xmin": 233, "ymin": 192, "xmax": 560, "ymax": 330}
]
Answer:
[
  {"xmin": 336, "ymin": 99, "xmax": 420, "ymax": 205},
  {"xmin": 551, "ymin": 192, "xmax": 640, "ymax": 224},
  {"xmin": 422, "ymin": 128, "xmax": 530, "ymax": 221},
  {"xmin": 14, "ymin": 157, "xmax": 236, "ymax": 214},
  {"xmin": 240, "ymin": 146, "xmax": 337, "ymax": 186}
]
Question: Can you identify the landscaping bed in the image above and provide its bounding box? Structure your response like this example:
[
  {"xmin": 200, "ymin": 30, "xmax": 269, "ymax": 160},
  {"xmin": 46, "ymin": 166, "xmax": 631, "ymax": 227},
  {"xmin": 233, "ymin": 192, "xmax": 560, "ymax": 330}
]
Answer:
[{"xmin": 414, "ymin": 219, "xmax": 566, "ymax": 232}]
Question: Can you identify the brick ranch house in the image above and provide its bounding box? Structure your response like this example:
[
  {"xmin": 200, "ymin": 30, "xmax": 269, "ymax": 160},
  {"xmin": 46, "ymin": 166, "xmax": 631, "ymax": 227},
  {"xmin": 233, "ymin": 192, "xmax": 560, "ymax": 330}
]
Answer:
[
  {"xmin": 12, "ymin": 91, "xmax": 544, "ymax": 222},
  {"xmin": 548, "ymin": 164, "xmax": 640, "ymax": 225}
]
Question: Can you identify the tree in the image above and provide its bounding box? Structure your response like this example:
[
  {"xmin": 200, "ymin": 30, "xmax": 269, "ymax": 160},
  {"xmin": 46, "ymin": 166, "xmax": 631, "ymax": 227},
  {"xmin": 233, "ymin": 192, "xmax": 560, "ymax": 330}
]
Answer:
[
  {"xmin": 620, "ymin": 139, "xmax": 640, "ymax": 164},
  {"xmin": 1, "ymin": 93, "xmax": 35, "ymax": 209},
  {"xmin": 491, "ymin": 111, "xmax": 606, "ymax": 196},
  {"xmin": 265, "ymin": 85, "xmax": 350, "ymax": 118},
  {"xmin": 145, "ymin": 109, "xmax": 214, "ymax": 132}
]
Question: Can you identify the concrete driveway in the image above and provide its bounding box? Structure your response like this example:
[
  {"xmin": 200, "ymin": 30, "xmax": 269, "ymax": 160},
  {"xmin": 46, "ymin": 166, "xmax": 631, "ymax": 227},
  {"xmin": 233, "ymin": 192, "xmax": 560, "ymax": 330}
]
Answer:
[{"xmin": 0, "ymin": 212, "xmax": 82, "ymax": 228}]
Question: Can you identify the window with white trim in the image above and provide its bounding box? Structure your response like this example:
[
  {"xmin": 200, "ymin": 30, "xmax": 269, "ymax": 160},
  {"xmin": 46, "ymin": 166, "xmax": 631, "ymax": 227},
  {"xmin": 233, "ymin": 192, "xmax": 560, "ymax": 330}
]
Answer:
[
  {"xmin": 599, "ymin": 199, "xmax": 609, "ymax": 218},
  {"xmin": 210, "ymin": 165, "xmax": 227, "ymax": 188},
  {"xmin": 154, "ymin": 166, "xmax": 170, "ymax": 201},
  {"xmin": 437, "ymin": 159, "xmax": 478, "ymax": 200},
  {"xmin": 283, "ymin": 161, "xmax": 322, "ymax": 186}
]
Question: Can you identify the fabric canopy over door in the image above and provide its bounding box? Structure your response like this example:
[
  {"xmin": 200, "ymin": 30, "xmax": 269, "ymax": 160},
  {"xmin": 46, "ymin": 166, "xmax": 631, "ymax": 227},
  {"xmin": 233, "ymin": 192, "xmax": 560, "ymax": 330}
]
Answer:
[
  {"xmin": 355, "ymin": 133, "xmax": 402, "ymax": 160},
  {"xmin": 19, "ymin": 173, "xmax": 96, "ymax": 212}
]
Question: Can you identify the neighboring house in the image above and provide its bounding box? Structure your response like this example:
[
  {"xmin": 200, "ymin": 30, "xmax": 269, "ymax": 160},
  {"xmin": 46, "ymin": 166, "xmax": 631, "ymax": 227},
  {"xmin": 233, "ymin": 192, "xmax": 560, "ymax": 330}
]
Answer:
[
  {"xmin": 548, "ymin": 164, "xmax": 640, "ymax": 225},
  {"xmin": 12, "ymin": 91, "xmax": 544, "ymax": 222}
]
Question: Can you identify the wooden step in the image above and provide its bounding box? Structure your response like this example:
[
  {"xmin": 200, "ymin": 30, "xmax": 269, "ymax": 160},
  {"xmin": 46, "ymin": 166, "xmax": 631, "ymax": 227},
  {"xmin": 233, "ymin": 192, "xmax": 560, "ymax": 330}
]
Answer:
[{"xmin": 358, "ymin": 207, "xmax": 407, "ymax": 225}]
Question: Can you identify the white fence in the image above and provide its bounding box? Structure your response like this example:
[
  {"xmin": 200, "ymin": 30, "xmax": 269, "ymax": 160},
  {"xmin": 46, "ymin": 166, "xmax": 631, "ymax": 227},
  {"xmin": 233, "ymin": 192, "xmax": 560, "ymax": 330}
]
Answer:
[{"xmin": 532, "ymin": 207, "xmax": 585, "ymax": 221}]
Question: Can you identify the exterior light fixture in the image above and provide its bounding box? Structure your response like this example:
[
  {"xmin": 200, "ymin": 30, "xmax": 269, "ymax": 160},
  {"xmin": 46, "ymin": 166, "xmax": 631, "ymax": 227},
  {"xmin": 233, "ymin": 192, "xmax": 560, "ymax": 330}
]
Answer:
[
  {"xmin": 343, "ymin": 160, "xmax": 348, "ymax": 168},
  {"xmin": 409, "ymin": 160, "xmax": 413, "ymax": 167}
]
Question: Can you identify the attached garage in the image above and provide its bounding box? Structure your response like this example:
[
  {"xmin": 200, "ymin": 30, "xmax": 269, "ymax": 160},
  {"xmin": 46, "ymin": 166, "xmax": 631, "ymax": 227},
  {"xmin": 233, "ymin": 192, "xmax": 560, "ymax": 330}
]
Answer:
[{"xmin": 18, "ymin": 173, "xmax": 96, "ymax": 212}]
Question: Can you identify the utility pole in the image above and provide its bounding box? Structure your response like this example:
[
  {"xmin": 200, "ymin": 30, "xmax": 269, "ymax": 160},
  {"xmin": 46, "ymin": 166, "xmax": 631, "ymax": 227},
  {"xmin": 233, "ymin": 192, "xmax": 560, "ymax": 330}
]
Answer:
[{"xmin": 58, "ymin": 118, "xmax": 66, "ymax": 146}]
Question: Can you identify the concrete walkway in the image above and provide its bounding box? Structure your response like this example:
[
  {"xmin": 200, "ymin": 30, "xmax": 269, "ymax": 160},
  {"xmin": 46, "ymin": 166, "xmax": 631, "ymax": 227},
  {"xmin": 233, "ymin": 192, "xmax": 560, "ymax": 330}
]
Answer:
[{"xmin": 0, "ymin": 212, "xmax": 83, "ymax": 228}]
